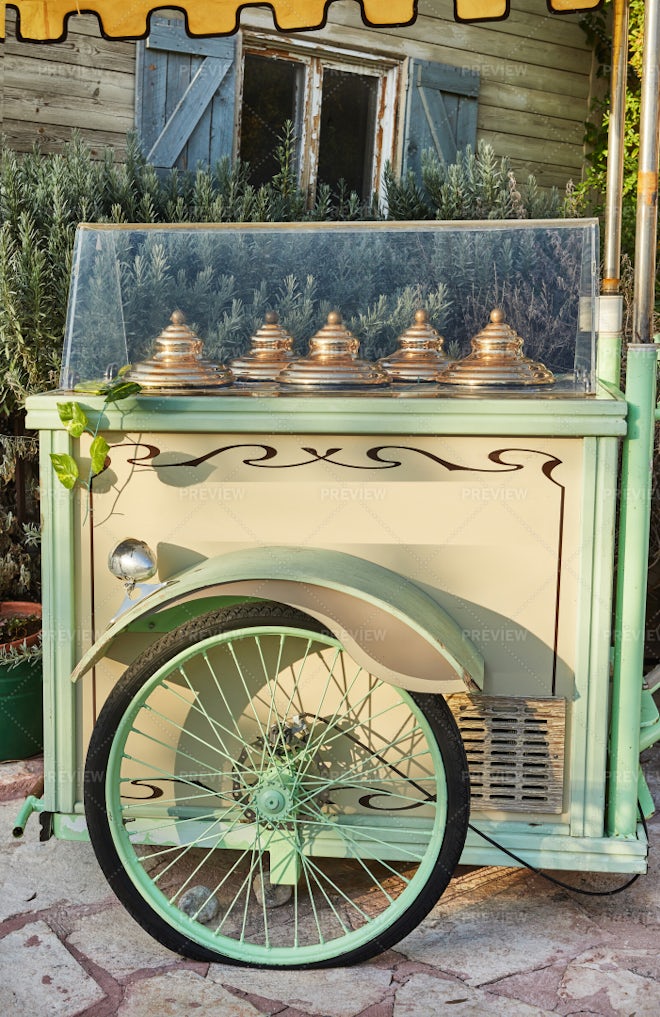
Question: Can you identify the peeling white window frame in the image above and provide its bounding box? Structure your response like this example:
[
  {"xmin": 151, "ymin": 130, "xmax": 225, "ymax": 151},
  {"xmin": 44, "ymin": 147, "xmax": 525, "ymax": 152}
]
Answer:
[{"xmin": 236, "ymin": 30, "xmax": 401, "ymax": 206}]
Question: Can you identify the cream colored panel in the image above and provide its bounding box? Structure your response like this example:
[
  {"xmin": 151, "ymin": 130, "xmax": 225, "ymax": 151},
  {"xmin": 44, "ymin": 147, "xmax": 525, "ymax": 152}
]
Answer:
[{"xmin": 85, "ymin": 432, "xmax": 583, "ymax": 702}]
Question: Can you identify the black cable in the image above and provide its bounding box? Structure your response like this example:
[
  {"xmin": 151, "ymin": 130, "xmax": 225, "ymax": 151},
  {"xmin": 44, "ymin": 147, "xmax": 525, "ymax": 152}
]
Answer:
[{"xmin": 467, "ymin": 805, "xmax": 650, "ymax": 897}]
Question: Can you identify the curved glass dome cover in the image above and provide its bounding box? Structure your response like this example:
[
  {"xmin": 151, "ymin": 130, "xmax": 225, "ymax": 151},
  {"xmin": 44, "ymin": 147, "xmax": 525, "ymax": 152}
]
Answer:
[{"xmin": 59, "ymin": 219, "xmax": 599, "ymax": 394}]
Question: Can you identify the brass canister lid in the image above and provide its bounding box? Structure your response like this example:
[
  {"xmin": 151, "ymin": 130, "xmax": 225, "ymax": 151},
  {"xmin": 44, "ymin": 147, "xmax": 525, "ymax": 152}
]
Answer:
[
  {"xmin": 278, "ymin": 311, "xmax": 389, "ymax": 388},
  {"xmin": 229, "ymin": 311, "xmax": 296, "ymax": 382},
  {"xmin": 125, "ymin": 311, "xmax": 232, "ymax": 390},
  {"xmin": 439, "ymin": 308, "xmax": 554, "ymax": 386},
  {"xmin": 379, "ymin": 309, "xmax": 450, "ymax": 382}
]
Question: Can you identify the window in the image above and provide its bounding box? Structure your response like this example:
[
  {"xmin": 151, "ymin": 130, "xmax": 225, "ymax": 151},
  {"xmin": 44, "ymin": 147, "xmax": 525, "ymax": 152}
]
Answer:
[
  {"xmin": 238, "ymin": 36, "xmax": 400, "ymax": 205},
  {"xmin": 136, "ymin": 17, "xmax": 479, "ymax": 202}
]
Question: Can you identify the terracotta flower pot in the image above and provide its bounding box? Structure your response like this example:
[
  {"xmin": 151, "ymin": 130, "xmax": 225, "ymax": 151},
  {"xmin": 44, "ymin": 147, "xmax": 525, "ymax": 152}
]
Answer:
[
  {"xmin": 0, "ymin": 601, "xmax": 43, "ymax": 761},
  {"xmin": 0, "ymin": 601, "xmax": 42, "ymax": 650}
]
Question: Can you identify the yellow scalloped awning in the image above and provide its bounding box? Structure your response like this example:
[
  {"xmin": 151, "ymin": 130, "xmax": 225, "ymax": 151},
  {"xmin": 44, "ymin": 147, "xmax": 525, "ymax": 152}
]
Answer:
[{"xmin": 3, "ymin": 0, "xmax": 604, "ymax": 41}]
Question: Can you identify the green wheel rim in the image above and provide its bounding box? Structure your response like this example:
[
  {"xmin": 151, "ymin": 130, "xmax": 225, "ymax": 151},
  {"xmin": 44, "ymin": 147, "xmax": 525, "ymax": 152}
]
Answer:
[{"xmin": 103, "ymin": 624, "xmax": 451, "ymax": 966}]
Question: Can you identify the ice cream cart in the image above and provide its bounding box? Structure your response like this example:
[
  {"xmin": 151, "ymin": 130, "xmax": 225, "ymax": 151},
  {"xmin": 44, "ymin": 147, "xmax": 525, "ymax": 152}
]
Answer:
[{"xmin": 10, "ymin": 0, "xmax": 660, "ymax": 972}]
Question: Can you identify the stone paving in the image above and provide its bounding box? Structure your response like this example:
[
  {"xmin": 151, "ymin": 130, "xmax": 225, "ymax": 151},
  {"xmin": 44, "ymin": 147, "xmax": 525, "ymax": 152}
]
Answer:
[{"xmin": 1, "ymin": 746, "xmax": 659, "ymax": 1017}]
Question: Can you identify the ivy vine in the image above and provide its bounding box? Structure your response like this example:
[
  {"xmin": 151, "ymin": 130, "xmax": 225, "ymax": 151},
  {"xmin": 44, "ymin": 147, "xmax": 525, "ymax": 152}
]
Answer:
[{"xmin": 51, "ymin": 375, "xmax": 140, "ymax": 492}]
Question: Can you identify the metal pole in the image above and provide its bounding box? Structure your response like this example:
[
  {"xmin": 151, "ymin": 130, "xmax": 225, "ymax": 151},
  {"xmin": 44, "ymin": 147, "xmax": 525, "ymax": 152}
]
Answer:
[
  {"xmin": 631, "ymin": 0, "xmax": 660, "ymax": 344},
  {"xmin": 602, "ymin": 0, "xmax": 630, "ymax": 292},
  {"xmin": 608, "ymin": 344, "xmax": 657, "ymax": 836},
  {"xmin": 598, "ymin": 0, "xmax": 629, "ymax": 389},
  {"xmin": 608, "ymin": 0, "xmax": 660, "ymax": 837}
]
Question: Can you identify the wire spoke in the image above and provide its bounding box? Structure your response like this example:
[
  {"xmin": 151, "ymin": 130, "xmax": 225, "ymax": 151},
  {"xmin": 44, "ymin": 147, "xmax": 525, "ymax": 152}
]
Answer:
[
  {"xmin": 202, "ymin": 843, "xmax": 266, "ymax": 932},
  {"xmin": 295, "ymin": 663, "xmax": 368, "ymax": 774},
  {"xmin": 178, "ymin": 660, "xmax": 235, "ymax": 756},
  {"xmin": 214, "ymin": 843, "xmax": 264, "ymax": 937},
  {"xmin": 150, "ymin": 815, "xmax": 226, "ymax": 884},
  {"xmin": 198, "ymin": 650, "xmax": 259, "ymax": 750},
  {"xmin": 128, "ymin": 725, "xmax": 229, "ymax": 787},
  {"xmin": 166, "ymin": 817, "xmax": 231, "ymax": 904},
  {"xmin": 298, "ymin": 849, "xmax": 374, "ymax": 926},
  {"xmin": 301, "ymin": 779, "xmax": 434, "ymax": 810},
  {"xmin": 227, "ymin": 640, "xmax": 281, "ymax": 767},
  {"xmin": 119, "ymin": 751, "xmax": 236, "ymax": 804},
  {"xmin": 293, "ymin": 744, "xmax": 437, "ymax": 811},
  {"xmin": 154, "ymin": 682, "xmax": 256, "ymax": 772},
  {"xmin": 301, "ymin": 700, "xmax": 422, "ymax": 764},
  {"xmin": 299, "ymin": 795, "xmax": 428, "ymax": 874},
  {"xmin": 199, "ymin": 644, "xmax": 280, "ymax": 785},
  {"xmin": 298, "ymin": 846, "xmax": 327, "ymax": 945},
  {"xmin": 253, "ymin": 633, "xmax": 288, "ymax": 757},
  {"xmin": 297, "ymin": 851, "xmax": 353, "ymax": 937},
  {"xmin": 129, "ymin": 811, "xmax": 234, "ymax": 862}
]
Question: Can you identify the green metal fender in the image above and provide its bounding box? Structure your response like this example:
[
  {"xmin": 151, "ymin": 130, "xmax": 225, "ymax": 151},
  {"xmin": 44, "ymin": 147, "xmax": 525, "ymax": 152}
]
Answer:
[{"xmin": 72, "ymin": 546, "xmax": 483, "ymax": 694}]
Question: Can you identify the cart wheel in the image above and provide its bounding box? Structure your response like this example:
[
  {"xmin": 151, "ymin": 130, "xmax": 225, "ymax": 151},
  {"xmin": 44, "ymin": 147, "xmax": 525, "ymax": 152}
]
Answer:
[{"xmin": 84, "ymin": 602, "xmax": 469, "ymax": 968}]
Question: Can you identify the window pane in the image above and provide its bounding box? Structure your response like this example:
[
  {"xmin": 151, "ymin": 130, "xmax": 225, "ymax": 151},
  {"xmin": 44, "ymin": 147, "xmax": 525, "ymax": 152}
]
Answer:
[
  {"xmin": 240, "ymin": 54, "xmax": 303, "ymax": 186},
  {"xmin": 317, "ymin": 69, "xmax": 378, "ymax": 200}
]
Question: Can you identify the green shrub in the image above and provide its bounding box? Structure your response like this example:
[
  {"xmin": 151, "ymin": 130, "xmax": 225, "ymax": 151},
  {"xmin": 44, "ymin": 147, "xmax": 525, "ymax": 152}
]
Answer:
[{"xmin": 384, "ymin": 140, "xmax": 567, "ymax": 222}]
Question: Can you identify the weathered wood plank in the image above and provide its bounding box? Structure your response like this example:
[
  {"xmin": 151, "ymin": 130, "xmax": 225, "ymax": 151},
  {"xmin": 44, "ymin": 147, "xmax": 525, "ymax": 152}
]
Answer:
[
  {"xmin": 417, "ymin": 0, "xmax": 591, "ymax": 47},
  {"xmin": 478, "ymin": 79, "xmax": 588, "ymax": 124},
  {"xmin": 478, "ymin": 104, "xmax": 585, "ymax": 147},
  {"xmin": 325, "ymin": 7, "xmax": 593, "ymax": 82},
  {"xmin": 478, "ymin": 128, "xmax": 582, "ymax": 171},
  {"xmin": 273, "ymin": 6, "xmax": 593, "ymax": 183},
  {"xmin": 309, "ymin": 18, "xmax": 591, "ymax": 99},
  {"xmin": 4, "ymin": 57, "xmax": 134, "ymax": 105},
  {"xmin": 1, "ymin": 120, "xmax": 130, "ymax": 156},
  {"xmin": 3, "ymin": 9, "xmax": 135, "ymax": 154},
  {"xmin": 4, "ymin": 11, "xmax": 136, "ymax": 74},
  {"xmin": 4, "ymin": 91, "xmax": 134, "ymax": 133},
  {"xmin": 0, "ymin": 22, "xmax": 4, "ymax": 130},
  {"xmin": 147, "ymin": 56, "xmax": 233, "ymax": 165},
  {"xmin": 147, "ymin": 17, "xmax": 236, "ymax": 58}
]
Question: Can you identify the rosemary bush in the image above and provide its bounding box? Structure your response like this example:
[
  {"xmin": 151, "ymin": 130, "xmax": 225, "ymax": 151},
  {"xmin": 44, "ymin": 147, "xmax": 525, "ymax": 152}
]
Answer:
[{"xmin": 384, "ymin": 139, "xmax": 568, "ymax": 222}]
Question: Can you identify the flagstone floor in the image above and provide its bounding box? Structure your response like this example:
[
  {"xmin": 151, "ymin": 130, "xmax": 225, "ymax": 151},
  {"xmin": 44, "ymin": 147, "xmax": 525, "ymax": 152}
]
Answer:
[{"xmin": 1, "ymin": 744, "xmax": 659, "ymax": 1017}]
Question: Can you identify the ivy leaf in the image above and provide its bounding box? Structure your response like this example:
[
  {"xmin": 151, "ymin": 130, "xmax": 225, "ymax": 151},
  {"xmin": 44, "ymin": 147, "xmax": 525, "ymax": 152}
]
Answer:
[
  {"xmin": 56, "ymin": 401, "xmax": 88, "ymax": 438},
  {"xmin": 90, "ymin": 435, "xmax": 111, "ymax": 476},
  {"xmin": 50, "ymin": 453, "xmax": 79, "ymax": 490},
  {"xmin": 104, "ymin": 381, "xmax": 141, "ymax": 404},
  {"xmin": 117, "ymin": 364, "xmax": 133, "ymax": 377}
]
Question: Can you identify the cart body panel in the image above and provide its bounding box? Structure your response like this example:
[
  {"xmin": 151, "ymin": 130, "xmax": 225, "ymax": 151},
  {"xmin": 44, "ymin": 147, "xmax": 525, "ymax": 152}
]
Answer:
[{"xmin": 27, "ymin": 384, "xmax": 634, "ymax": 870}]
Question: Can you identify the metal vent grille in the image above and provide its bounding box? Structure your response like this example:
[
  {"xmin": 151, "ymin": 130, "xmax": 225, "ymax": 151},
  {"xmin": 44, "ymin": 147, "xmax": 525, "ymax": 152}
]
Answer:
[{"xmin": 446, "ymin": 694, "xmax": 566, "ymax": 814}]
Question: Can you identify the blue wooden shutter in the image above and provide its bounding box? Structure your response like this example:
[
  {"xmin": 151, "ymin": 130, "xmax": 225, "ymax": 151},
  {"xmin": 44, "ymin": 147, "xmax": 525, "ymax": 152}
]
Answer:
[
  {"xmin": 136, "ymin": 16, "xmax": 237, "ymax": 170},
  {"xmin": 403, "ymin": 60, "xmax": 480, "ymax": 179}
]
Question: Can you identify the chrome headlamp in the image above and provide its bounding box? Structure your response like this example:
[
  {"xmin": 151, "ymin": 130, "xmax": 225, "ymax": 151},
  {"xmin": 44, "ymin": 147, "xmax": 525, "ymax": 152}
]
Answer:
[{"xmin": 108, "ymin": 538, "xmax": 158, "ymax": 593}]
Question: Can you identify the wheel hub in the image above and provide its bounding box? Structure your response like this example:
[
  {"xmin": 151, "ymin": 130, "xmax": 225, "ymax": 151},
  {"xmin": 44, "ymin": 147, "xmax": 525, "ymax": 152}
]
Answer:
[
  {"xmin": 233, "ymin": 715, "xmax": 327, "ymax": 822},
  {"xmin": 254, "ymin": 786, "xmax": 288, "ymax": 817}
]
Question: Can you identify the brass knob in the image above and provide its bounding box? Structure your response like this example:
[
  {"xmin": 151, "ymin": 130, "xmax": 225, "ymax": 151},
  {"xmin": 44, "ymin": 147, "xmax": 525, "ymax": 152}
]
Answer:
[
  {"xmin": 379, "ymin": 308, "xmax": 450, "ymax": 382},
  {"xmin": 229, "ymin": 311, "xmax": 296, "ymax": 382},
  {"xmin": 439, "ymin": 308, "xmax": 554, "ymax": 387},
  {"xmin": 279, "ymin": 311, "xmax": 388, "ymax": 388},
  {"xmin": 123, "ymin": 309, "xmax": 232, "ymax": 390}
]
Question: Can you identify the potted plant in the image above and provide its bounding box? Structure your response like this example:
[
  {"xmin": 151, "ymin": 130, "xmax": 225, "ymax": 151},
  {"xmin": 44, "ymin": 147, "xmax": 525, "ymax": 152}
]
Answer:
[
  {"xmin": 0, "ymin": 437, "xmax": 43, "ymax": 761},
  {"xmin": 0, "ymin": 601, "xmax": 43, "ymax": 761}
]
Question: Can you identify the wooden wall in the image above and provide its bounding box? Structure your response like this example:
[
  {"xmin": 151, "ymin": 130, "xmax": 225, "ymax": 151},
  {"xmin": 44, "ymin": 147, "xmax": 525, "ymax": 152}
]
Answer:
[
  {"xmin": 2, "ymin": 10, "xmax": 135, "ymax": 157},
  {"xmin": 2, "ymin": 1, "xmax": 598, "ymax": 188}
]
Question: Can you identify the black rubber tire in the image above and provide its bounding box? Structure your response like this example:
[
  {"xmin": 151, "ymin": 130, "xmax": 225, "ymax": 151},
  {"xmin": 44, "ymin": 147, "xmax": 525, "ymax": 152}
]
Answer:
[{"xmin": 84, "ymin": 601, "xmax": 470, "ymax": 968}]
